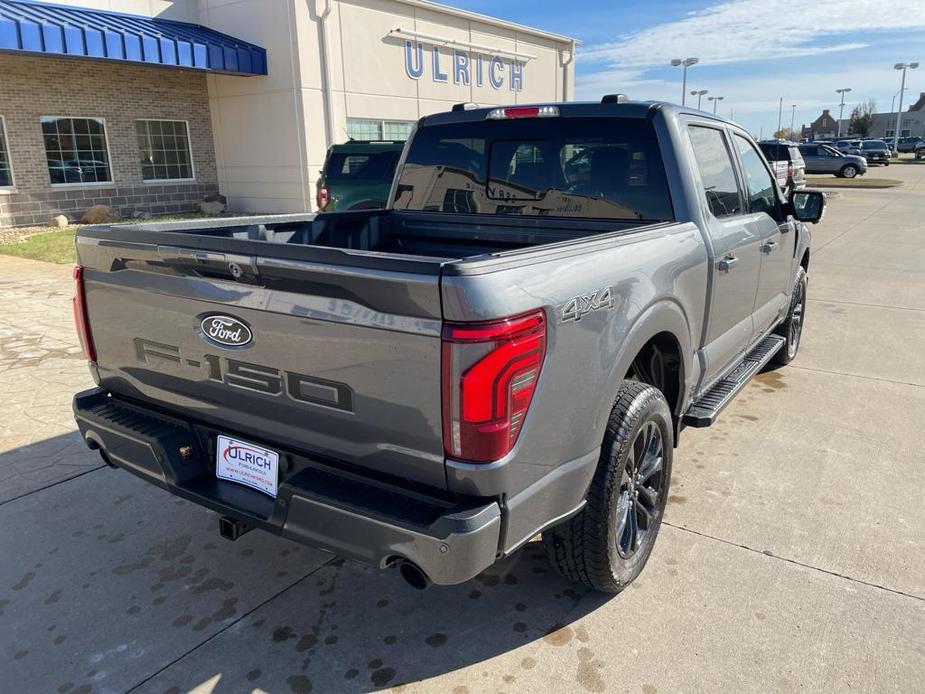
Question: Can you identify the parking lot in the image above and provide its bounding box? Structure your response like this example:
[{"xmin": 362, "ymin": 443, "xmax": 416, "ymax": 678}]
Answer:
[{"xmin": 2, "ymin": 163, "xmax": 924, "ymax": 693}]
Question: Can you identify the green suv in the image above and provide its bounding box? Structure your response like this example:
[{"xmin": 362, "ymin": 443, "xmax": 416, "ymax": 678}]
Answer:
[{"xmin": 315, "ymin": 140, "xmax": 405, "ymax": 212}]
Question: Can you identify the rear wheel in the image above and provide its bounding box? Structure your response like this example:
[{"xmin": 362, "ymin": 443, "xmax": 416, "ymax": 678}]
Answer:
[
  {"xmin": 772, "ymin": 266, "xmax": 807, "ymax": 366},
  {"xmin": 543, "ymin": 381, "xmax": 673, "ymax": 593},
  {"xmin": 839, "ymin": 164, "xmax": 858, "ymax": 178}
]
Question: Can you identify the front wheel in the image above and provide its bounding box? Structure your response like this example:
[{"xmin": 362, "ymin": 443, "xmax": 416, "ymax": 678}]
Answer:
[
  {"xmin": 772, "ymin": 266, "xmax": 807, "ymax": 366},
  {"xmin": 839, "ymin": 165, "xmax": 858, "ymax": 178},
  {"xmin": 543, "ymin": 382, "xmax": 673, "ymax": 593}
]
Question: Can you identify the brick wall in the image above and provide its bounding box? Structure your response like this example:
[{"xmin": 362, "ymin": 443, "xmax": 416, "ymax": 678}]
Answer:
[{"xmin": 0, "ymin": 54, "xmax": 220, "ymax": 226}]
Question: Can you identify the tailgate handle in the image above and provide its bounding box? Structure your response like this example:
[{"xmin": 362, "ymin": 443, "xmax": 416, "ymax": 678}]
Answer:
[{"xmin": 156, "ymin": 246, "xmax": 259, "ymax": 281}]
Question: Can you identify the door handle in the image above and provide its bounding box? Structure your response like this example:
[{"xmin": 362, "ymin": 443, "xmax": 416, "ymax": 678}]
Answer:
[
  {"xmin": 762, "ymin": 240, "xmax": 777, "ymax": 253},
  {"xmin": 718, "ymin": 255, "xmax": 738, "ymax": 272}
]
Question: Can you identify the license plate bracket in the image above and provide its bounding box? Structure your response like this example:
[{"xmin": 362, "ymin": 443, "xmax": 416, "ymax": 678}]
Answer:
[{"xmin": 215, "ymin": 434, "xmax": 279, "ymax": 498}]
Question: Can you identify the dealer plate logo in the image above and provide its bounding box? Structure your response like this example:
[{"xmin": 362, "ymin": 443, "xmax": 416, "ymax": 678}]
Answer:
[
  {"xmin": 216, "ymin": 435, "xmax": 279, "ymax": 497},
  {"xmin": 200, "ymin": 315, "xmax": 252, "ymax": 348}
]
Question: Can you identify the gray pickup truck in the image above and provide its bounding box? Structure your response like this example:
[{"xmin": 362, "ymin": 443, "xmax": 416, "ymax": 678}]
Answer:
[{"xmin": 72, "ymin": 99, "xmax": 824, "ymax": 593}]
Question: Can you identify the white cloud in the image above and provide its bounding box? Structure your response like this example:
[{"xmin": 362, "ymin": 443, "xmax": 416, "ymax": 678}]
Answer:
[
  {"xmin": 574, "ymin": 0, "xmax": 925, "ymax": 134},
  {"xmin": 580, "ymin": 0, "xmax": 925, "ymax": 68}
]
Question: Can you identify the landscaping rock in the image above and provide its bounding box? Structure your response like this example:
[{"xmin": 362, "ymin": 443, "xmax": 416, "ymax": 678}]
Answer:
[
  {"xmin": 198, "ymin": 193, "xmax": 227, "ymax": 216},
  {"xmin": 48, "ymin": 215, "xmax": 69, "ymax": 228},
  {"xmin": 79, "ymin": 204, "xmax": 121, "ymax": 224}
]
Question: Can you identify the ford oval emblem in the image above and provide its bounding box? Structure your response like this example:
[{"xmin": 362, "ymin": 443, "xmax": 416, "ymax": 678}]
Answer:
[{"xmin": 200, "ymin": 315, "xmax": 252, "ymax": 347}]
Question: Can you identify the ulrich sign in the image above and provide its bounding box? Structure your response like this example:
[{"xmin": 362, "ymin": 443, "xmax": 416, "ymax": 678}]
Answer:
[{"xmin": 403, "ymin": 40, "xmax": 524, "ymax": 91}]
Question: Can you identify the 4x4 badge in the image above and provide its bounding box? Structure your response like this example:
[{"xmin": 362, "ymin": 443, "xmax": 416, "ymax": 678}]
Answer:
[{"xmin": 562, "ymin": 286, "xmax": 615, "ymax": 323}]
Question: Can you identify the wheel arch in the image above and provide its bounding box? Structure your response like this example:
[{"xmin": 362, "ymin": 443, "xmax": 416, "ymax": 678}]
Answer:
[{"xmin": 601, "ymin": 300, "xmax": 694, "ymax": 445}]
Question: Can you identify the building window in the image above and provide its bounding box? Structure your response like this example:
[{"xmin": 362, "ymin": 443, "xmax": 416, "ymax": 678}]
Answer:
[
  {"xmin": 136, "ymin": 120, "xmax": 194, "ymax": 181},
  {"xmin": 41, "ymin": 117, "xmax": 112, "ymax": 185},
  {"xmin": 0, "ymin": 117, "xmax": 12, "ymax": 188},
  {"xmin": 346, "ymin": 118, "xmax": 414, "ymax": 141}
]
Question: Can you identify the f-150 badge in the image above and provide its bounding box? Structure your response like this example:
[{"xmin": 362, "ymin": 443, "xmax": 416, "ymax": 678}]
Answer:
[{"xmin": 562, "ymin": 286, "xmax": 615, "ymax": 323}]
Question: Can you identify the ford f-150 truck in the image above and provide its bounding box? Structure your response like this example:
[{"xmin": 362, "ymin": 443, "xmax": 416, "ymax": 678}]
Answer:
[{"xmin": 72, "ymin": 99, "xmax": 824, "ymax": 593}]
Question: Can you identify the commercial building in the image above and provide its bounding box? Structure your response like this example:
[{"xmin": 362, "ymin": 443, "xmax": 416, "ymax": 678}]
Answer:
[
  {"xmin": 0, "ymin": 0, "xmax": 576, "ymax": 227},
  {"xmin": 836, "ymin": 92, "xmax": 925, "ymax": 140},
  {"xmin": 801, "ymin": 109, "xmax": 838, "ymax": 141}
]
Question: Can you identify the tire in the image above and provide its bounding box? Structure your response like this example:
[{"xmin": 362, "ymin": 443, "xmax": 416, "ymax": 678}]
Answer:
[
  {"xmin": 839, "ymin": 165, "xmax": 858, "ymax": 178},
  {"xmin": 772, "ymin": 266, "xmax": 807, "ymax": 366},
  {"xmin": 543, "ymin": 381, "xmax": 673, "ymax": 593}
]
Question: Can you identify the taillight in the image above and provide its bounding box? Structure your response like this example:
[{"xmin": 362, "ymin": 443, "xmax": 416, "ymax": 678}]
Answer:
[
  {"xmin": 787, "ymin": 161, "xmax": 794, "ymax": 178},
  {"xmin": 442, "ymin": 310, "xmax": 547, "ymax": 463},
  {"xmin": 316, "ymin": 184, "xmax": 330, "ymax": 211},
  {"xmin": 72, "ymin": 265, "xmax": 96, "ymax": 362},
  {"xmin": 486, "ymin": 106, "xmax": 560, "ymax": 120}
]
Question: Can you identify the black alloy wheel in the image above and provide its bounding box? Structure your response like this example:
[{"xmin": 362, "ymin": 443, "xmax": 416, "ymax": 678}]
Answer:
[{"xmin": 615, "ymin": 421, "xmax": 665, "ymax": 558}]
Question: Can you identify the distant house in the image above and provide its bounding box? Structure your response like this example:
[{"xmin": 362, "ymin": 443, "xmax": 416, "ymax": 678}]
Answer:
[
  {"xmin": 837, "ymin": 92, "xmax": 925, "ymax": 140},
  {"xmin": 805, "ymin": 109, "xmax": 838, "ymax": 140}
]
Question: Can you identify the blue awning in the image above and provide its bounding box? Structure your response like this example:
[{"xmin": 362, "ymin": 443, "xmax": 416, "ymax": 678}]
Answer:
[{"xmin": 0, "ymin": 0, "xmax": 267, "ymax": 75}]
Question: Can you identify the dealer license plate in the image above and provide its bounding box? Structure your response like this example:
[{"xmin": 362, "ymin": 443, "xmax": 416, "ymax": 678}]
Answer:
[{"xmin": 216, "ymin": 435, "xmax": 279, "ymax": 497}]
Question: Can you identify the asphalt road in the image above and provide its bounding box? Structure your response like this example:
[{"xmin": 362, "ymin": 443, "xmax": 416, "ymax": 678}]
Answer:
[{"xmin": 1, "ymin": 162, "xmax": 923, "ymax": 694}]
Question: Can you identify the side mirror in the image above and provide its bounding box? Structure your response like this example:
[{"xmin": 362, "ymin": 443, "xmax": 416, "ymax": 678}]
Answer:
[{"xmin": 789, "ymin": 190, "xmax": 826, "ymax": 224}]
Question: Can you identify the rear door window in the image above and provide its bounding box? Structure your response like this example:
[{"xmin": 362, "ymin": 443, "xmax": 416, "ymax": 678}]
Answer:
[
  {"xmin": 688, "ymin": 126, "xmax": 743, "ymax": 217},
  {"xmin": 393, "ymin": 117, "xmax": 673, "ymax": 221}
]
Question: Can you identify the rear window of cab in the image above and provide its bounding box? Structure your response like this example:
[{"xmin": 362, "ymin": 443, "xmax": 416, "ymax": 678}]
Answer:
[{"xmin": 392, "ymin": 117, "xmax": 674, "ymax": 222}]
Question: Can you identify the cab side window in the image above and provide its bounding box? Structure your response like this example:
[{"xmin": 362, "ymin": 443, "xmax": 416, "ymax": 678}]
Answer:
[
  {"xmin": 733, "ymin": 134, "xmax": 779, "ymax": 218},
  {"xmin": 688, "ymin": 126, "xmax": 743, "ymax": 217}
]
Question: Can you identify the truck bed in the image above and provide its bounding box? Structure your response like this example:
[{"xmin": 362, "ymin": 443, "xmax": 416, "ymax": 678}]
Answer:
[
  {"xmin": 107, "ymin": 210, "xmax": 657, "ymax": 263},
  {"xmin": 75, "ymin": 211, "xmax": 668, "ymax": 496}
]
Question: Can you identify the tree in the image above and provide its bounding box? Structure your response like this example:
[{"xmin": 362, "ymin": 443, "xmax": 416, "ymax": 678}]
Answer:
[
  {"xmin": 774, "ymin": 128, "xmax": 801, "ymax": 141},
  {"xmin": 848, "ymin": 99, "xmax": 876, "ymax": 137}
]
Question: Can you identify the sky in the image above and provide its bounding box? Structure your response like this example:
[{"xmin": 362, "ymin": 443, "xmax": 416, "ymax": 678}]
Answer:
[{"xmin": 441, "ymin": 0, "xmax": 925, "ymax": 137}]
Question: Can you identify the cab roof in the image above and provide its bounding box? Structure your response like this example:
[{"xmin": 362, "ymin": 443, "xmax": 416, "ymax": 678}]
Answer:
[{"xmin": 418, "ymin": 100, "xmax": 729, "ymax": 127}]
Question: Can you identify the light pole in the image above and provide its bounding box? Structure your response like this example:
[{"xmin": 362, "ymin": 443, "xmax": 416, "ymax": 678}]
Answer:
[
  {"xmin": 893, "ymin": 62, "xmax": 919, "ymax": 151},
  {"xmin": 890, "ymin": 87, "xmax": 907, "ymax": 116},
  {"xmin": 671, "ymin": 57, "xmax": 699, "ymax": 105},
  {"xmin": 690, "ymin": 89, "xmax": 708, "ymax": 110},
  {"xmin": 777, "ymin": 97, "xmax": 783, "ymax": 135},
  {"xmin": 708, "ymin": 95, "xmax": 724, "ymax": 114},
  {"xmin": 891, "ymin": 86, "xmax": 907, "ymax": 140},
  {"xmin": 835, "ymin": 87, "xmax": 851, "ymax": 138},
  {"xmin": 790, "ymin": 104, "xmax": 797, "ymax": 138}
]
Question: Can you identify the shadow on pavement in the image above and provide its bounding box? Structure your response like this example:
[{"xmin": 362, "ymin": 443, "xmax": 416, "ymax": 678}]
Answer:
[
  {"xmin": 141, "ymin": 542, "xmax": 616, "ymax": 693},
  {"xmin": 0, "ymin": 430, "xmax": 102, "ymax": 505},
  {"xmin": 0, "ymin": 445, "xmax": 617, "ymax": 694}
]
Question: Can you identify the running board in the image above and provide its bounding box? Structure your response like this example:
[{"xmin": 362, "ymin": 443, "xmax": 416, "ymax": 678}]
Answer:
[{"xmin": 683, "ymin": 334, "xmax": 786, "ymax": 428}]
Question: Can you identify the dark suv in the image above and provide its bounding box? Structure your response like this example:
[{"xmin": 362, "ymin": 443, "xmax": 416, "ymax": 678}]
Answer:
[
  {"xmin": 757, "ymin": 141, "xmax": 806, "ymax": 193},
  {"xmin": 315, "ymin": 140, "xmax": 405, "ymax": 212},
  {"xmin": 859, "ymin": 140, "xmax": 891, "ymax": 166}
]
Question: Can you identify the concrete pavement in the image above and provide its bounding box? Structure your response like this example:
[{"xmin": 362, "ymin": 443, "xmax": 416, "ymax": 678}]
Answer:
[{"xmin": 1, "ymin": 162, "xmax": 923, "ymax": 693}]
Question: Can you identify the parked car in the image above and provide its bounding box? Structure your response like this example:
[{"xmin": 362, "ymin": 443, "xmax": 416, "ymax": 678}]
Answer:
[
  {"xmin": 915, "ymin": 141, "xmax": 925, "ymax": 160},
  {"xmin": 798, "ymin": 143, "xmax": 868, "ymax": 178},
  {"xmin": 757, "ymin": 140, "xmax": 806, "ymax": 193},
  {"xmin": 858, "ymin": 139, "xmax": 891, "ymax": 166},
  {"xmin": 315, "ymin": 140, "xmax": 405, "ymax": 212},
  {"xmin": 72, "ymin": 99, "xmax": 824, "ymax": 593},
  {"xmin": 835, "ymin": 139, "xmax": 862, "ymax": 156},
  {"xmin": 895, "ymin": 136, "xmax": 925, "ymax": 153}
]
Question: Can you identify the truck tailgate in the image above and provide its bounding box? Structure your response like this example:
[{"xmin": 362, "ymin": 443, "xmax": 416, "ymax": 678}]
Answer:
[{"xmin": 77, "ymin": 236, "xmax": 447, "ymax": 490}]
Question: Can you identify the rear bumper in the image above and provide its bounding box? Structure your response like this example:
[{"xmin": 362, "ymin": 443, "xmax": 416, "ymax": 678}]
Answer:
[{"xmin": 73, "ymin": 388, "xmax": 501, "ymax": 585}]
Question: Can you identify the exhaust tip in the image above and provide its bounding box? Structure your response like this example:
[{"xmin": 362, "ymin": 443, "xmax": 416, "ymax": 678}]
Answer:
[{"xmin": 398, "ymin": 561, "xmax": 430, "ymax": 590}]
